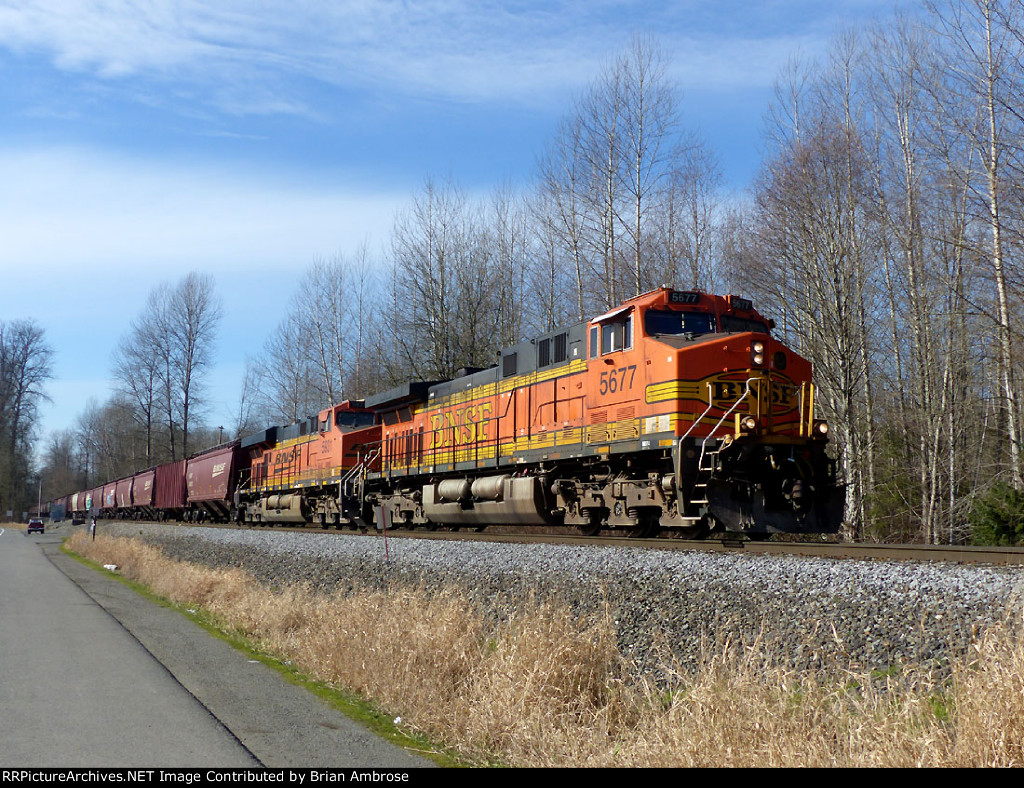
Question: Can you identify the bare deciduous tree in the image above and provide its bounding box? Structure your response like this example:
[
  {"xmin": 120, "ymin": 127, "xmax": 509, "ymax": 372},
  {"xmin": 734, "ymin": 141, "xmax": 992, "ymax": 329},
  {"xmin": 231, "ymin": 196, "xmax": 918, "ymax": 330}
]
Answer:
[
  {"xmin": 537, "ymin": 114, "xmax": 593, "ymax": 320},
  {"xmin": 927, "ymin": 0, "xmax": 1024, "ymax": 488},
  {"xmin": 389, "ymin": 178, "xmax": 498, "ymax": 380},
  {"xmin": 253, "ymin": 310, "xmax": 325, "ymax": 425},
  {"xmin": 111, "ymin": 314, "xmax": 162, "ymax": 464},
  {"xmin": 167, "ymin": 272, "xmax": 222, "ymax": 458},
  {"xmin": 0, "ymin": 319, "xmax": 53, "ymax": 514}
]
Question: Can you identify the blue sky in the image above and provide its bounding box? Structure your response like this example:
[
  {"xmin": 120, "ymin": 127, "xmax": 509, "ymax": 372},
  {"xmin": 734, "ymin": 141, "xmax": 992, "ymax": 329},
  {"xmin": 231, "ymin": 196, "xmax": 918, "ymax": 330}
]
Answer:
[{"xmin": 0, "ymin": 0, "xmax": 906, "ymax": 449}]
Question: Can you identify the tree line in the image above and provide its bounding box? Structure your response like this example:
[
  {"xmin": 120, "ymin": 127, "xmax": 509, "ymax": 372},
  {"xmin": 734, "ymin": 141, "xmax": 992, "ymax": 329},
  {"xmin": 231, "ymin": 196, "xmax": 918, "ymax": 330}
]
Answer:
[{"xmin": 34, "ymin": 1, "xmax": 1024, "ymax": 544}]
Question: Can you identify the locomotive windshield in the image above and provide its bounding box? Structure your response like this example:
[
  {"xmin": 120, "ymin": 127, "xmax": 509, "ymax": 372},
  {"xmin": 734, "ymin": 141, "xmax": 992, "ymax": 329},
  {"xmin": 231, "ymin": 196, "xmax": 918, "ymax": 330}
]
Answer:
[
  {"xmin": 336, "ymin": 411, "xmax": 376, "ymax": 430},
  {"xmin": 644, "ymin": 309, "xmax": 717, "ymax": 337},
  {"xmin": 721, "ymin": 315, "xmax": 770, "ymax": 334}
]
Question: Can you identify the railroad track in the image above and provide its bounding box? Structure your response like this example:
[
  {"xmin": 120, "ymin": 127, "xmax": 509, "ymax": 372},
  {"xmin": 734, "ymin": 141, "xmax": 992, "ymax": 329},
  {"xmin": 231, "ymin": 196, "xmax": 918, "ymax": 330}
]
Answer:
[
  {"xmin": 84, "ymin": 518, "xmax": 1024, "ymax": 566},
  {"xmin": 350, "ymin": 527, "xmax": 1024, "ymax": 566}
]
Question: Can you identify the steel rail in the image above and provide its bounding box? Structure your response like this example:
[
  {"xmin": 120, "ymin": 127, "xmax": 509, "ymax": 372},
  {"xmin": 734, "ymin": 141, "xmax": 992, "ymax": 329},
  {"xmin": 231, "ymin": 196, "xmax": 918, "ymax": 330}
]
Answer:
[{"xmin": 89, "ymin": 518, "xmax": 1024, "ymax": 567}]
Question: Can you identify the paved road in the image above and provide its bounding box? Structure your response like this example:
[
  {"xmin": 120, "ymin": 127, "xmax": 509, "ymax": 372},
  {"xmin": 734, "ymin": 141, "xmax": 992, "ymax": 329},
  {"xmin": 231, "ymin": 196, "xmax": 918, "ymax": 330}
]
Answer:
[{"xmin": 0, "ymin": 524, "xmax": 433, "ymax": 769}]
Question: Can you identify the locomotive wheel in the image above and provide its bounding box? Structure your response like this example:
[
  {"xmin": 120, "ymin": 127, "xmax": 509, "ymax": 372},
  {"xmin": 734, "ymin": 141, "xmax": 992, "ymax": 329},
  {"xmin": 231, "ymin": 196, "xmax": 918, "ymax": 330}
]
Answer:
[{"xmin": 577, "ymin": 508, "xmax": 606, "ymax": 536}]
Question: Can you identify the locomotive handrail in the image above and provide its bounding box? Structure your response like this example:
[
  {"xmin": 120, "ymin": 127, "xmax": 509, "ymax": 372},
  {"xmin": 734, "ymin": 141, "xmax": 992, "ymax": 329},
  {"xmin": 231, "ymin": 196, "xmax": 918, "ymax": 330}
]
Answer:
[
  {"xmin": 342, "ymin": 446, "xmax": 380, "ymax": 489},
  {"xmin": 673, "ymin": 377, "xmax": 756, "ymax": 501},
  {"xmin": 338, "ymin": 444, "xmax": 381, "ymax": 519},
  {"xmin": 698, "ymin": 377, "xmax": 756, "ymax": 468},
  {"xmin": 674, "ymin": 382, "xmax": 716, "ymax": 495},
  {"xmin": 678, "ymin": 382, "xmax": 716, "ymax": 445}
]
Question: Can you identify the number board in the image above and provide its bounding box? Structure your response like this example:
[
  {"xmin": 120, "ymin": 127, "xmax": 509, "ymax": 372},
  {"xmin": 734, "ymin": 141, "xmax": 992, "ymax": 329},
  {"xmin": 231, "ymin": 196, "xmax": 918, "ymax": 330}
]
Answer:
[{"xmin": 669, "ymin": 291, "xmax": 701, "ymax": 304}]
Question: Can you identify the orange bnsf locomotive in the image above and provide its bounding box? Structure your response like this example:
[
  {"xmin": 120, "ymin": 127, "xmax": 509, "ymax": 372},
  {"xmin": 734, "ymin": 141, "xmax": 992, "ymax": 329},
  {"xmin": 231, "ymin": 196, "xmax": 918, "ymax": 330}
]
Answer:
[
  {"xmin": 236, "ymin": 287, "xmax": 843, "ymax": 538},
  {"xmin": 236, "ymin": 402, "xmax": 378, "ymax": 525}
]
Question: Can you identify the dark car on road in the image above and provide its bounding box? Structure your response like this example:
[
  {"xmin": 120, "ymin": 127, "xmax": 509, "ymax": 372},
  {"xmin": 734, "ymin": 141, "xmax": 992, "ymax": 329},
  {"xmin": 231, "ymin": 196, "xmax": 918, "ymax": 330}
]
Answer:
[{"xmin": 27, "ymin": 518, "xmax": 44, "ymax": 534}]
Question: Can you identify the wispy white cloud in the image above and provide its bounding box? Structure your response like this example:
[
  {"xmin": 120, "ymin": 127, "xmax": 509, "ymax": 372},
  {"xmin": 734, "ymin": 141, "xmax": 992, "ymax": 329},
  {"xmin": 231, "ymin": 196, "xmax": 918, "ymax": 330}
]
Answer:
[{"xmin": 0, "ymin": 0, "xmax": 900, "ymax": 116}]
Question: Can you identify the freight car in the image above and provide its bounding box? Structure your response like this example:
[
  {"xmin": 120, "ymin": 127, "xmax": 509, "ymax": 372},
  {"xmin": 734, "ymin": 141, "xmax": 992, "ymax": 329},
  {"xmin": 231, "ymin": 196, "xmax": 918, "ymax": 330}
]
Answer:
[
  {"xmin": 186, "ymin": 440, "xmax": 245, "ymax": 522},
  {"xmin": 131, "ymin": 468, "xmax": 156, "ymax": 519},
  {"xmin": 49, "ymin": 500, "xmax": 66, "ymax": 522}
]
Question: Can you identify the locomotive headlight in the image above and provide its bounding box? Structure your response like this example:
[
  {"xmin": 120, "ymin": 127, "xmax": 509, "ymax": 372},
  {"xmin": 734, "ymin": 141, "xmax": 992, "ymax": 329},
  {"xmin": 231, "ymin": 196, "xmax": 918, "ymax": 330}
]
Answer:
[
  {"xmin": 751, "ymin": 341, "xmax": 765, "ymax": 366},
  {"xmin": 741, "ymin": 416, "xmax": 757, "ymax": 432},
  {"xmin": 814, "ymin": 419, "xmax": 829, "ymax": 436}
]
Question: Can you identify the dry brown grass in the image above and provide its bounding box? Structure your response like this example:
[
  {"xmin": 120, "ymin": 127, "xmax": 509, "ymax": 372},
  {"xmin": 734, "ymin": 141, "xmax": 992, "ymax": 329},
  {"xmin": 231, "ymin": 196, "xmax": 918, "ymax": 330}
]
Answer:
[
  {"xmin": 949, "ymin": 615, "xmax": 1024, "ymax": 767},
  {"xmin": 65, "ymin": 531, "xmax": 1024, "ymax": 767}
]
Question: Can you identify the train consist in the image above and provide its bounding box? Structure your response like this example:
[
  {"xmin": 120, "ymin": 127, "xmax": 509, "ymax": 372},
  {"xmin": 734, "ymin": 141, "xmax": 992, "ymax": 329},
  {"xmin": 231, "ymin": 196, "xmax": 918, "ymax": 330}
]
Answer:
[{"xmin": 50, "ymin": 287, "xmax": 844, "ymax": 538}]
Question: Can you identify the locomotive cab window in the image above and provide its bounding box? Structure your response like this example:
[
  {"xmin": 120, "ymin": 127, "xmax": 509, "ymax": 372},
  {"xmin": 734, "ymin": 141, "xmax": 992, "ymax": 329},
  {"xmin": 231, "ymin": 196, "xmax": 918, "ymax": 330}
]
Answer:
[
  {"xmin": 645, "ymin": 309, "xmax": 717, "ymax": 337},
  {"xmin": 601, "ymin": 315, "xmax": 633, "ymax": 354},
  {"xmin": 336, "ymin": 411, "xmax": 375, "ymax": 430}
]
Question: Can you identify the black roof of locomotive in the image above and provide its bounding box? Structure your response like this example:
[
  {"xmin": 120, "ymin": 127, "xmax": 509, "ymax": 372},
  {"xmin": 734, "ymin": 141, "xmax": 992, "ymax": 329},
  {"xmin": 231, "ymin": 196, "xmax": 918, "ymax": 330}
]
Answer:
[
  {"xmin": 365, "ymin": 380, "xmax": 446, "ymax": 411},
  {"xmin": 240, "ymin": 426, "xmax": 277, "ymax": 450},
  {"xmin": 427, "ymin": 366, "xmax": 498, "ymax": 402},
  {"xmin": 240, "ymin": 417, "xmax": 317, "ymax": 449}
]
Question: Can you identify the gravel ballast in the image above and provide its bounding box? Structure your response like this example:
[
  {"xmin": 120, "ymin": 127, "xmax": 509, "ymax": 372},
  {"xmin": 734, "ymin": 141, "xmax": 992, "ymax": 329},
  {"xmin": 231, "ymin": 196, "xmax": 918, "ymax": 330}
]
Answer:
[{"xmin": 106, "ymin": 523, "xmax": 1024, "ymax": 679}]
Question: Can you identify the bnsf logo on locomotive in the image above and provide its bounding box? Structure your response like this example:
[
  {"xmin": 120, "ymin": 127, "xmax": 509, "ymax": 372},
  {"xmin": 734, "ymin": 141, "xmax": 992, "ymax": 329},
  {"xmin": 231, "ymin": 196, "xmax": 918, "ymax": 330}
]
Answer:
[
  {"xmin": 710, "ymin": 377, "xmax": 798, "ymax": 413},
  {"xmin": 648, "ymin": 373, "xmax": 799, "ymax": 415},
  {"xmin": 429, "ymin": 402, "xmax": 494, "ymax": 447},
  {"xmin": 271, "ymin": 446, "xmax": 301, "ymax": 471}
]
